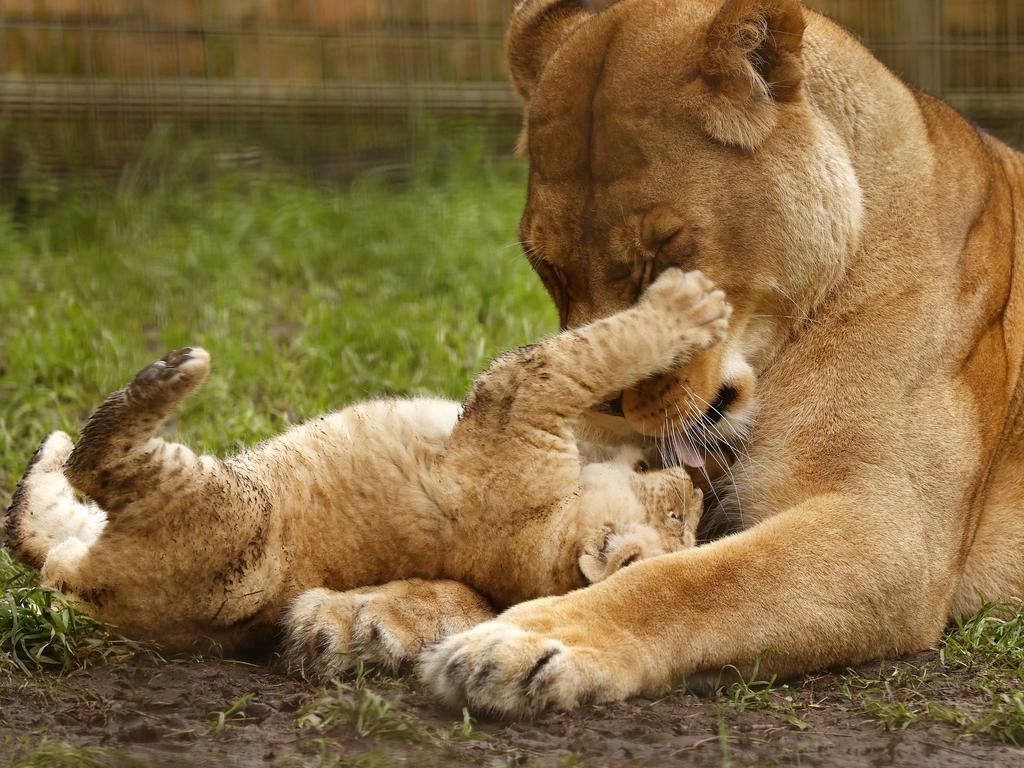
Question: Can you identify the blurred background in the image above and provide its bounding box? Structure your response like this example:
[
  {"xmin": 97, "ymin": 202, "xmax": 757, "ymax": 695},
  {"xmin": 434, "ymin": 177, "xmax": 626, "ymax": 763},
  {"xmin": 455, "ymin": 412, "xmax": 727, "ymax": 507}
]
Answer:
[
  {"xmin": 1, "ymin": 0, "xmax": 1021, "ymax": 184},
  {"xmin": 1, "ymin": 0, "xmax": 1023, "ymax": 491}
]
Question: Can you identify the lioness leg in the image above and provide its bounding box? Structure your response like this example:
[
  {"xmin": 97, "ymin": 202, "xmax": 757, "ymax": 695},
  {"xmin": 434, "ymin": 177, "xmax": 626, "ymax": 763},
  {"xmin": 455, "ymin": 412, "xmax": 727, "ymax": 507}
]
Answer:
[
  {"xmin": 952, "ymin": 454, "xmax": 1024, "ymax": 613},
  {"xmin": 421, "ymin": 493, "xmax": 946, "ymax": 717},
  {"xmin": 64, "ymin": 347, "xmax": 215, "ymax": 515},
  {"xmin": 282, "ymin": 579, "xmax": 494, "ymax": 682}
]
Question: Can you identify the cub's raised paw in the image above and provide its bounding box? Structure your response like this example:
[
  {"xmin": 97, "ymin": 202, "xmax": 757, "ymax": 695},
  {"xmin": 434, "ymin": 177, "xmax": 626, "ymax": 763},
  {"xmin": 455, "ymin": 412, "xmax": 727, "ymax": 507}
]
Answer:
[
  {"xmin": 642, "ymin": 269, "xmax": 732, "ymax": 350},
  {"xmin": 129, "ymin": 347, "xmax": 210, "ymax": 403},
  {"xmin": 418, "ymin": 621, "xmax": 619, "ymax": 718}
]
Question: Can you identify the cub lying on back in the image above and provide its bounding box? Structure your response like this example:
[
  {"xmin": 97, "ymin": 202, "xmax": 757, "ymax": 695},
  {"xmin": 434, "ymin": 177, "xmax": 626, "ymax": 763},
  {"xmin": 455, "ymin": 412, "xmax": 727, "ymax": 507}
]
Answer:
[{"xmin": 4, "ymin": 269, "xmax": 728, "ymax": 679}]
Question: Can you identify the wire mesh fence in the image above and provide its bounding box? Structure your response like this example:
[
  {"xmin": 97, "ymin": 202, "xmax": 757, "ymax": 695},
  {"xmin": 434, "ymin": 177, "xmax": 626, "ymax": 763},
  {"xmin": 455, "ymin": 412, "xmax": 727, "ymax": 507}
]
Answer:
[{"xmin": 0, "ymin": 0, "xmax": 1021, "ymax": 182}]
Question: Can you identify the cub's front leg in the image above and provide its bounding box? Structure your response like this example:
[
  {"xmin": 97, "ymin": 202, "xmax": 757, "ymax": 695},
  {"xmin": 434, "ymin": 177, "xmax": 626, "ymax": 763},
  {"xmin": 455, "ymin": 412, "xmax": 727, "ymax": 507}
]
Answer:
[
  {"xmin": 534, "ymin": 269, "xmax": 731, "ymax": 418},
  {"xmin": 455, "ymin": 269, "xmax": 731, "ymax": 440}
]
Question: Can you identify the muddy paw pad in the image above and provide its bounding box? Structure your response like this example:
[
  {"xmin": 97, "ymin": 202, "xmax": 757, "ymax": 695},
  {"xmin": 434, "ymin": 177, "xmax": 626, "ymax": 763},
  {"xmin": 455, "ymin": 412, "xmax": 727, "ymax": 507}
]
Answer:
[{"xmin": 132, "ymin": 347, "xmax": 210, "ymax": 396}]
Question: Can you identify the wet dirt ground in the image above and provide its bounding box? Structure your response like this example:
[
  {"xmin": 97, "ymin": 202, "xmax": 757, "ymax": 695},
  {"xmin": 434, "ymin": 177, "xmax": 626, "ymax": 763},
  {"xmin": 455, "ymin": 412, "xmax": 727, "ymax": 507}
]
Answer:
[{"xmin": 1, "ymin": 652, "xmax": 1022, "ymax": 767}]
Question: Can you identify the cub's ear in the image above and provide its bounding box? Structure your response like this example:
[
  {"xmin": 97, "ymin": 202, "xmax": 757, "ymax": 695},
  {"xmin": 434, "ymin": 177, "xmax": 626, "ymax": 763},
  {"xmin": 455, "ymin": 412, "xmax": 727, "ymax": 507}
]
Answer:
[
  {"xmin": 506, "ymin": 0, "xmax": 595, "ymax": 105},
  {"xmin": 697, "ymin": 0, "xmax": 805, "ymax": 150}
]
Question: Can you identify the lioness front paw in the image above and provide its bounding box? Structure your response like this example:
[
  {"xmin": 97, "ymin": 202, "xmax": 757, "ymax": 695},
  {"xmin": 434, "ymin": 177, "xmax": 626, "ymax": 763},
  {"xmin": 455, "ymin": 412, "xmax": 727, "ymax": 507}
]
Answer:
[
  {"xmin": 419, "ymin": 619, "xmax": 624, "ymax": 718},
  {"xmin": 642, "ymin": 269, "xmax": 732, "ymax": 350}
]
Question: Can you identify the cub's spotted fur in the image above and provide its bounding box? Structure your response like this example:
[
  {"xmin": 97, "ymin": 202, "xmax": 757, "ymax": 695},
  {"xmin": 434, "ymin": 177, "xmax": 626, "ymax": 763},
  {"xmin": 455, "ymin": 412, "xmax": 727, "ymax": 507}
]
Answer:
[{"xmin": 4, "ymin": 269, "xmax": 727, "ymax": 679}]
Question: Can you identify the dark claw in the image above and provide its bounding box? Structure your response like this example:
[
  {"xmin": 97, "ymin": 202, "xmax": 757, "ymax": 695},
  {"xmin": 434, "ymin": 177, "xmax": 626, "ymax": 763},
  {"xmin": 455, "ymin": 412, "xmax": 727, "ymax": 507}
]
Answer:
[
  {"xmin": 469, "ymin": 660, "xmax": 498, "ymax": 690},
  {"xmin": 368, "ymin": 621, "xmax": 384, "ymax": 648},
  {"xmin": 523, "ymin": 648, "xmax": 560, "ymax": 690},
  {"xmin": 443, "ymin": 653, "xmax": 471, "ymax": 687},
  {"xmin": 314, "ymin": 628, "xmax": 334, "ymax": 659},
  {"xmin": 162, "ymin": 347, "xmax": 193, "ymax": 363}
]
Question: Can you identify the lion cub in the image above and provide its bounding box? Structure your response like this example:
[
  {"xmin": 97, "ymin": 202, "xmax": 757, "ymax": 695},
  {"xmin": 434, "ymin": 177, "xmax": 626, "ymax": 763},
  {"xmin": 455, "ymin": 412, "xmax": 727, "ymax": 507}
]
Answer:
[{"xmin": 5, "ymin": 269, "xmax": 728, "ymax": 678}]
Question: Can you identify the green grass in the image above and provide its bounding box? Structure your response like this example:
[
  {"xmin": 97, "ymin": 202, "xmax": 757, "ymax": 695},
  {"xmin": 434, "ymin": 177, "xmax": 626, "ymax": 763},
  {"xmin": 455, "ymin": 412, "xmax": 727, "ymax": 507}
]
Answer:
[
  {"xmin": 298, "ymin": 684, "xmax": 421, "ymax": 739},
  {"xmin": 0, "ymin": 139, "xmax": 548, "ymax": 674},
  {"xmin": 0, "ymin": 549, "xmax": 139, "ymax": 674},
  {"xmin": 942, "ymin": 598, "xmax": 1024, "ymax": 685},
  {"xmin": 208, "ymin": 691, "xmax": 257, "ymax": 734},
  {"xmin": 0, "ymin": 140, "xmax": 550, "ymax": 491},
  {"xmin": 842, "ymin": 600, "xmax": 1024, "ymax": 745},
  {"xmin": 706, "ymin": 605, "xmax": 1024, "ymax": 744},
  {"xmin": 1, "ymin": 737, "xmax": 114, "ymax": 768},
  {"xmin": 712, "ymin": 655, "xmax": 808, "ymax": 730}
]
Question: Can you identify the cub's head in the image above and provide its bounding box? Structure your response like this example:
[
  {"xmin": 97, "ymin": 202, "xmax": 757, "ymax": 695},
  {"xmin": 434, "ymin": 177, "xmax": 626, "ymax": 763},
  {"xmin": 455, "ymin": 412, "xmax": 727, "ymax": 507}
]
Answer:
[
  {"xmin": 576, "ymin": 447, "xmax": 702, "ymax": 584},
  {"xmin": 509, "ymin": 0, "xmax": 863, "ymax": 463}
]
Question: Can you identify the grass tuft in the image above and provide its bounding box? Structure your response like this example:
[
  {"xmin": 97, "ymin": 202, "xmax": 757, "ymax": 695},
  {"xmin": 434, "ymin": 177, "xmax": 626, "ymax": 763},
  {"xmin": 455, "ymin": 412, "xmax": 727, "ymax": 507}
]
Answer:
[
  {"xmin": 208, "ymin": 691, "xmax": 257, "ymax": 734},
  {"xmin": 942, "ymin": 598, "xmax": 1024, "ymax": 685},
  {"xmin": 843, "ymin": 600, "xmax": 1024, "ymax": 745},
  {"xmin": 297, "ymin": 683, "xmax": 420, "ymax": 739},
  {"xmin": 0, "ymin": 548, "xmax": 140, "ymax": 674},
  {"xmin": 714, "ymin": 656, "xmax": 809, "ymax": 730},
  {"xmin": 0, "ymin": 578, "xmax": 139, "ymax": 675},
  {"xmin": 2, "ymin": 737, "xmax": 113, "ymax": 768}
]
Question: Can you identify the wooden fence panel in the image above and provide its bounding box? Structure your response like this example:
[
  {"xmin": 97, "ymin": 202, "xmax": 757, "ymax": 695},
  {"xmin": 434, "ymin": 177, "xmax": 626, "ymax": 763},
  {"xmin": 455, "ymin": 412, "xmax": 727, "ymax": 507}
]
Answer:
[{"xmin": 0, "ymin": 1, "xmax": 1020, "ymax": 147}]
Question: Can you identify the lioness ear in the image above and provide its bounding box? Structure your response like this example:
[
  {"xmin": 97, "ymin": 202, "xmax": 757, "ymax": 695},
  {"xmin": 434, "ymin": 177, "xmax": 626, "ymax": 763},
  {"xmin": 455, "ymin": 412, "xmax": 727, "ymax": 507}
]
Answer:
[
  {"xmin": 697, "ymin": 0, "xmax": 805, "ymax": 150},
  {"xmin": 506, "ymin": 0, "xmax": 595, "ymax": 105}
]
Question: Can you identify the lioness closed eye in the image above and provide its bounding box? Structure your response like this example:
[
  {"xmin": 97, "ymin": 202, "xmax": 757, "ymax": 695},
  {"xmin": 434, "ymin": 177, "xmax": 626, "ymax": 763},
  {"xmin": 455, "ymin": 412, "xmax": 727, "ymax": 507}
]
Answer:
[{"xmin": 3, "ymin": 268, "xmax": 728, "ymax": 680}]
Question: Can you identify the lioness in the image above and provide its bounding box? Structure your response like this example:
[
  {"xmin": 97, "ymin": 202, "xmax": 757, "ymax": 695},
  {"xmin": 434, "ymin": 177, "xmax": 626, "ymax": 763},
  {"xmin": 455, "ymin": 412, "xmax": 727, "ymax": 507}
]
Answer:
[
  {"xmin": 413, "ymin": 0, "xmax": 1024, "ymax": 716},
  {"xmin": 4, "ymin": 269, "xmax": 722, "ymax": 677}
]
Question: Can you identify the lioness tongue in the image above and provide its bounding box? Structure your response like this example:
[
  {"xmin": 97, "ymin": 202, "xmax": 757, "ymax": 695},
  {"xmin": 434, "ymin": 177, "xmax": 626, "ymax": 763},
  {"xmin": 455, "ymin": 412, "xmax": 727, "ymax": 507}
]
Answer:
[{"xmin": 672, "ymin": 438, "xmax": 706, "ymax": 469}]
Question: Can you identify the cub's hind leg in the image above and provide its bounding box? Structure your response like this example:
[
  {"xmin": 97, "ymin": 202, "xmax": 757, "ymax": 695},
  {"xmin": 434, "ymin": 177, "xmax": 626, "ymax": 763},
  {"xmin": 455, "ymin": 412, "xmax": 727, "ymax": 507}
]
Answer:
[
  {"xmin": 64, "ymin": 347, "xmax": 213, "ymax": 515},
  {"xmin": 283, "ymin": 580, "xmax": 494, "ymax": 682},
  {"xmin": 4, "ymin": 431, "xmax": 105, "ymax": 569}
]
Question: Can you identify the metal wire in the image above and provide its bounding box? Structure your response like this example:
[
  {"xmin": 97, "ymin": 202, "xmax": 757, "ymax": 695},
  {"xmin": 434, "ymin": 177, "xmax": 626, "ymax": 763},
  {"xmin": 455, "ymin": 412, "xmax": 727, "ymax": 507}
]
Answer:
[{"xmin": 0, "ymin": 0, "xmax": 1020, "ymax": 176}]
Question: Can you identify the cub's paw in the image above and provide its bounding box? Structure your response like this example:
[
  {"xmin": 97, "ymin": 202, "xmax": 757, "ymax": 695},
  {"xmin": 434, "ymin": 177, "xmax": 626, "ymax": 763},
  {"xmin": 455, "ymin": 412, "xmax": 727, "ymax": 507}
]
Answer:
[
  {"xmin": 129, "ymin": 347, "xmax": 210, "ymax": 403},
  {"xmin": 39, "ymin": 536, "xmax": 91, "ymax": 594},
  {"xmin": 282, "ymin": 585, "xmax": 489, "ymax": 683},
  {"xmin": 419, "ymin": 619, "xmax": 621, "ymax": 718},
  {"xmin": 5, "ymin": 431, "xmax": 80, "ymax": 568},
  {"xmin": 577, "ymin": 525, "xmax": 661, "ymax": 584},
  {"xmin": 642, "ymin": 269, "xmax": 732, "ymax": 350}
]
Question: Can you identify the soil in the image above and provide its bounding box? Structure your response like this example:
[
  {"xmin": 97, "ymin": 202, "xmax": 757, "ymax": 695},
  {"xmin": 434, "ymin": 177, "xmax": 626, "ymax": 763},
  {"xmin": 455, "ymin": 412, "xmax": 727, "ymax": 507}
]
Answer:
[{"xmin": 1, "ymin": 652, "xmax": 1021, "ymax": 767}]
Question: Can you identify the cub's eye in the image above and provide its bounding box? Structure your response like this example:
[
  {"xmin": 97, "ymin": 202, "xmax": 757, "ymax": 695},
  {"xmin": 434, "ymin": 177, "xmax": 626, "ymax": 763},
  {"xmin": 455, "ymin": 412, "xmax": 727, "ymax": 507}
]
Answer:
[
  {"xmin": 667, "ymin": 509, "xmax": 681, "ymax": 521},
  {"xmin": 634, "ymin": 459, "xmax": 650, "ymax": 473}
]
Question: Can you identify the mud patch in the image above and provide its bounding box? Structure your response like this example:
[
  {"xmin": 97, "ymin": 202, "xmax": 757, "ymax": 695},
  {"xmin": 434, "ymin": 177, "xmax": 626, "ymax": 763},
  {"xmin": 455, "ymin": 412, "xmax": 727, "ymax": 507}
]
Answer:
[{"xmin": 2, "ymin": 651, "xmax": 1023, "ymax": 767}]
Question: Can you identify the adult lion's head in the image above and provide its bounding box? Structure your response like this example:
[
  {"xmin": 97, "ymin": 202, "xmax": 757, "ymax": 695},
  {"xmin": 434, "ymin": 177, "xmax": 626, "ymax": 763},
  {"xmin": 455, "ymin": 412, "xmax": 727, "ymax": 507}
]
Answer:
[{"xmin": 508, "ymin": 0, "xmax": 863, "ymax": 466}]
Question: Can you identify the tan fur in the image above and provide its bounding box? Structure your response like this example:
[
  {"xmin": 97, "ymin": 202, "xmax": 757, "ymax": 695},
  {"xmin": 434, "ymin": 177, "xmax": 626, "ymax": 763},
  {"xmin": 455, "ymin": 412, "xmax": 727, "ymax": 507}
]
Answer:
[
  {"xmin": 418, "ymin": 0, "xmax": 1024, "ymax": 716},
  {"xmin": 4, "ymin": 269, "xmax": 722, "ymax": 677}
]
